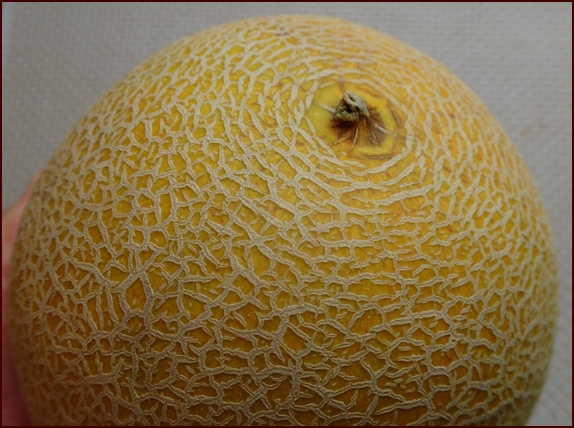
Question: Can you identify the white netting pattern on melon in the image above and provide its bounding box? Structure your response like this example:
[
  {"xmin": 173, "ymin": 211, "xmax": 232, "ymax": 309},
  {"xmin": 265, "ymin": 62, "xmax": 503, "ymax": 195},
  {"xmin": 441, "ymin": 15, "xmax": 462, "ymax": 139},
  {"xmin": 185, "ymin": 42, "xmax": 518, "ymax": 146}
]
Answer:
[{"xmin": 9, "ymin": 16, "xmax": 557, "ymax": 426}]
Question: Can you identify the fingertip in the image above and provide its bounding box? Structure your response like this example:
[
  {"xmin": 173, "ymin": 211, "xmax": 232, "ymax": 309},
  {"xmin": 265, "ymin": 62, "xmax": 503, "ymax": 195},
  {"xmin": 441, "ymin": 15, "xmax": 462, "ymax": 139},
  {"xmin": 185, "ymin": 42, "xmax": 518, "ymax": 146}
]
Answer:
[{"xmin": 28, "ymin": 169, "xmax": 43, "ymax": 191}]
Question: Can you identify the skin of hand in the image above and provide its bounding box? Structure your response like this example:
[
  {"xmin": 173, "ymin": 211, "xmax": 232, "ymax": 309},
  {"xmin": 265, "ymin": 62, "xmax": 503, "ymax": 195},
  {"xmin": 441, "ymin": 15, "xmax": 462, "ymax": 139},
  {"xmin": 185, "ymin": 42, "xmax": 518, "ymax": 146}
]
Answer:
[{"xmin": 2, "ymin": 171, "xmax": 42, "ymax": 426}]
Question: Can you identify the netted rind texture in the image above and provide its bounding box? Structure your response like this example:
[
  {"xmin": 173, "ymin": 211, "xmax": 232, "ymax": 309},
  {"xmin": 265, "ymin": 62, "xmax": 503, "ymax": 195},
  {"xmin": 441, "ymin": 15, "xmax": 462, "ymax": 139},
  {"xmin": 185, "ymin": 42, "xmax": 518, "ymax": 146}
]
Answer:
[{"xmin": 9, "ymin": 16, "xmax": 557, "ymax": 426}]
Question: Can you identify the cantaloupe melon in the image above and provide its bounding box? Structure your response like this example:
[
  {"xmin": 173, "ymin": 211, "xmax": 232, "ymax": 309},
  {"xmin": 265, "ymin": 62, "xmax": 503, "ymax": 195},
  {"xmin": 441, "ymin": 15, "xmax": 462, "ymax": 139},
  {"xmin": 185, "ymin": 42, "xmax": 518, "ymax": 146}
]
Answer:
[{"xmin": 8, "ymin": 15, "xmax": 557, "ymax": 425}]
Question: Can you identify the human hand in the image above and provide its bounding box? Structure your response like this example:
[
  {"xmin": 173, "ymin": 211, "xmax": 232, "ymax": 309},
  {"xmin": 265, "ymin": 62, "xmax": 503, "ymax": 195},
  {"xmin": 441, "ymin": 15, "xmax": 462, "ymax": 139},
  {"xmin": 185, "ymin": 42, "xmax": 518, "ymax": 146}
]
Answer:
[{"xmin": 2, "ymin": 171, "xmax": 42, "ymax": 426}]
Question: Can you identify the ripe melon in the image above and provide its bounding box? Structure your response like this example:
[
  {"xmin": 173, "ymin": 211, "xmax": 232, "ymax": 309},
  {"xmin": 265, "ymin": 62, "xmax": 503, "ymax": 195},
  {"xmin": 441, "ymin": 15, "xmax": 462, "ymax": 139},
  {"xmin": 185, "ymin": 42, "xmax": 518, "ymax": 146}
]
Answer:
[{"xmin": 8, "ymin": 15, "xmax": 557, "ymax": 426}]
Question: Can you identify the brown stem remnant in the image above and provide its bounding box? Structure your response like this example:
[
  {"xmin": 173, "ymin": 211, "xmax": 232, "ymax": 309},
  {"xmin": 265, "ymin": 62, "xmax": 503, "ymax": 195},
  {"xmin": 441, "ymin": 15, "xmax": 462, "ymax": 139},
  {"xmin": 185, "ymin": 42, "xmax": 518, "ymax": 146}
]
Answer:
[{"xmin": 328, "ymin": 91, "xmax": 403, "ymax": 159}]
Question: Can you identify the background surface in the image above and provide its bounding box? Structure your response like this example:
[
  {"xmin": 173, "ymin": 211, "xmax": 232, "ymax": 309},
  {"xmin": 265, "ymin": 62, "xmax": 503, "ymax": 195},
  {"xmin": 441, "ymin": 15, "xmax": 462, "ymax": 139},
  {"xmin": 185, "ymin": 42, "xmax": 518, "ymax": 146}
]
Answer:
[{"xmin": 2, "ymin": 3, "xmax": 571, "ymax": 425}]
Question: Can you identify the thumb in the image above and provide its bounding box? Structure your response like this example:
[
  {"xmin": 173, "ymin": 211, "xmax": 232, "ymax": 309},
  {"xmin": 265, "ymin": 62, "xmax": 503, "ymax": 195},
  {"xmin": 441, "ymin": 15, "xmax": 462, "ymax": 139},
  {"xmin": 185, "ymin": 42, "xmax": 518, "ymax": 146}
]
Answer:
[{"xmin": 1, "ymin": 171, "xmax": 41, "ymax": 426}]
